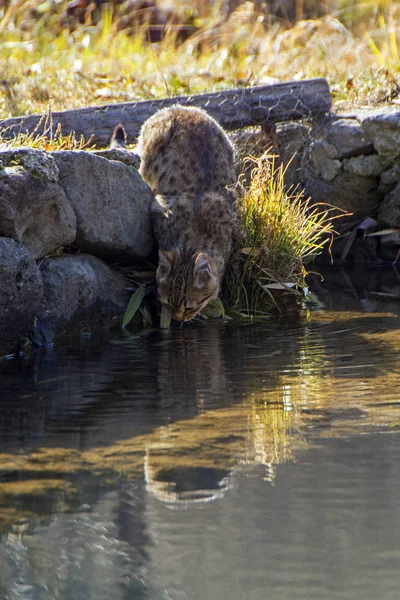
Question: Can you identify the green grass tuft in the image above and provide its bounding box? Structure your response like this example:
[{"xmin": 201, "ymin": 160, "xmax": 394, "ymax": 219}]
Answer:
[{"xmin": 222, "ymin": 154, "xmax": 335, "ymax": 317}]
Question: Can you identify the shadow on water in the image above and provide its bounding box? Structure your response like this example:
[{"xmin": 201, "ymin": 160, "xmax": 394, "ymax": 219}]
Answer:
[{"xmin": 0, "ymin": 266, "xmax": 399, "ymax": 598}]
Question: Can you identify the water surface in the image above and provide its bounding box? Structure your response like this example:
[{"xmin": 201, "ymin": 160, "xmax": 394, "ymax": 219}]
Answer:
[{"xmin": 0, "ymin": 267, "xmax": 400, "ymax": 599}]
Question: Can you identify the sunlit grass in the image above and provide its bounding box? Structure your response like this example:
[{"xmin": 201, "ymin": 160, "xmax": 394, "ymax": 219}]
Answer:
[
  {"xmin": 0, "ymin": 115, "xmax": 93, "ymax": 150},
  {"xmin": 363, "ymin": 11, "xmax": 400, "ymax": 68},
  {"xmin": 1, "ymin": 1, "xmax": 400, "ymax": 119},
  {"xmin": 223, "ymin": 155, "xmax": 335, "ymax": 316}
]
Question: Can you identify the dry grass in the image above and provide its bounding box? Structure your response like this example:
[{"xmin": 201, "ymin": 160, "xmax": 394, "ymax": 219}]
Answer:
[
  {"xmin": 1, "ymin": 1, "xmax": 400, "ymax": 119},
  {"xmin": 222, "ymin": 155, "xmax": 336, "ymax": 317},
  {"xmin": 0, "ymin": 108, "xmax": 94, "ymax": 149}
]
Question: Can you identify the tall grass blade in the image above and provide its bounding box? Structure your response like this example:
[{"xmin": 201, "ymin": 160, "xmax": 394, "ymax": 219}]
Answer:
[{"xmin": 122, "ymin": 285, "xmax": 145, "ymax": 329}]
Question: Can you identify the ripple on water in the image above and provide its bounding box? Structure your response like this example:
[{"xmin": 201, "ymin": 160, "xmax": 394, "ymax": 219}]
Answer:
[{"xmin": 0, "ymin": 290, "xmax": 399, "ymax": 599}]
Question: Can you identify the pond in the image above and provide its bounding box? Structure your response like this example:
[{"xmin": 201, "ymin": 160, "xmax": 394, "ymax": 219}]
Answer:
[{"xmin": 0, "ymin": 266, "xmax": 400, "ymax": 600}]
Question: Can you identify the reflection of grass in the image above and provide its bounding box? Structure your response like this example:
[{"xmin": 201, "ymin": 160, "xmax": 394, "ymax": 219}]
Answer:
[
  {"xmin": 1, "ymin": 312, "xmax": 400, "ymax": 529},
  {"xmin": 0, "ymin": 479, "xmax": 78, "ymax": 529},
  {"xmin": 0, "ymin": 479, "xmax": 75, "ymax": 496},
  {"xmin": 247, "ymin": 391, "xmax": 302, "ymax": 467},
  {"xmin": 0, "ymin": 508, "xmax": 36, "ymax": 530},
  {"xmin": 0, "ymin": 399, "xmax": 300, "ymax": 526}
]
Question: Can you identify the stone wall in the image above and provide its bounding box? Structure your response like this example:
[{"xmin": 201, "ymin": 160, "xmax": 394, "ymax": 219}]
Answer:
[
  {"xmin": 276, "ymin": 106, "xmax": 400, "ymax": 262},
  {"xmin": 0, "ymin": 147, "xmax": 154, "ymax": 357}
]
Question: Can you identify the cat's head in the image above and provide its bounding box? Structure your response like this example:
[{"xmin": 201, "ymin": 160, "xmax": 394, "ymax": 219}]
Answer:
[{"xmin": 156, "ymin": 249, "xmax": 219, "ymax": 322}]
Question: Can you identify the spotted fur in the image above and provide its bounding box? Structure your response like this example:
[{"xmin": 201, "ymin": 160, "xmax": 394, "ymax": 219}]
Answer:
[{"xmin": 138, "ymin": 105, "xmax": 237, "ymax": 322}]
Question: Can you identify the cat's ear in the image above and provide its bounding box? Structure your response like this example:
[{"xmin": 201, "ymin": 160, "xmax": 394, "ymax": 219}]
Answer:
[
  {"xmin": 110, "ymin": 123, "xmax": 127, "ymax": 149},
  {"xmin": 193, "ymin": 252, "xmax": 216, "ymax": 288},
  {"xmin": 159, "ymin": 249, "xmax": 178, "ymax": 264},
  {"xmin": 158, "ymin": 249, "xmax": 176, "ymax": 280}
]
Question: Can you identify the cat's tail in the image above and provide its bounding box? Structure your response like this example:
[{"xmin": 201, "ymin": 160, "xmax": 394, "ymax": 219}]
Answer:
[{"xmin": 110, "ymin": 123, "xmax": 127, "ymax": 149}]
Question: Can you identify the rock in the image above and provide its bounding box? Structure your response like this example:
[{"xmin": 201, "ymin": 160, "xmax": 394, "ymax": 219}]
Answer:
[
  {"xmin": 276, "ymin": 122, "xmax": 311, "ymax": 189},
  {"xmin": 0, "ymin": 148, "xmax": 59, "ymax": 182},
  {"xmin": 322, "ymin": 117, "xmax": 374, "ymax": 159},
  {"xmin": 0, "ymin": 237, "xmax": 43, "ymax": 357},
  {"xmin": 308, "ymin": 140, "xmax": 341, "ymax": 182},
  {"xmin": 319, "ymin": 234, "xmax": 378, "ymax": 264},
  {"xmin": 361, "ymin": 108, "xmax": 400, "ymax": 160},
  {"xmin": 53, "ymin": 151, "xmax": 154, "ymax": 261},
  {"xmin": 31, "ymin": 254, "xmax": 133, "ymax": 346},
  {"xmin": 303, "ymin": 168, "xmax": 382, "ymax": 217},
  {"xmin": 93, "ymin": 148, "xmax": 141, "ymax": 169},
  {"xmin": 379, "ymin": 159, "xmax": 400, "ymax": 193},
  {"xmin": 379, "ymin": 182, "xmax": 400, "ymax": 228},
  {"xmin": 230, "ymin": 123, "xmax": 312, "ymax": 190},
  {"xmin": 0, "ymin": 161, "xmax": 77, "ymax": 259},
  {"xmin": 343, "ymin": 154, "xmax": 391, "ymax": 178},
  {"xmin": 381, "ymin": 162, "xmax": 400, "ymax": 186},
  {"xmin": 378, "ymin": 233, "xmax": 400, "ymax": 262}
]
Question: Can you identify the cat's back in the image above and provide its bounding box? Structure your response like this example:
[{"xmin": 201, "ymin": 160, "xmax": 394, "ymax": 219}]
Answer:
[{"xmin": 138, "ymin": 105, "xmax": 236, "ymax": 195}]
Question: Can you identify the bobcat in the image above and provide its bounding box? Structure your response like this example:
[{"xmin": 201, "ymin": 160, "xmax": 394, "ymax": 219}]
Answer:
[{"xmin": 113, "ymin": 105, "xmax": 237, "ymax": 322}]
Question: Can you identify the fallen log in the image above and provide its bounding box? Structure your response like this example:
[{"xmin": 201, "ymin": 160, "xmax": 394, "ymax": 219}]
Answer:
[{"xmin": 0, "ymin": 78, "xmax": 331, "ymax": 147}]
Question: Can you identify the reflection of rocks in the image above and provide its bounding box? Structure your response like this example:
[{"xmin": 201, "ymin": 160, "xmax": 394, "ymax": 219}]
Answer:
[
  {"xmin": 0, "ymin": 490, "xmax": 148, "ymax": 600},
  {"xmin": 144, "ymin": 433, "xmax": 400, "ymax": 600},
  {"xmin": 1, "ymin": 302, "xmax": 400, "ymax": 595},
  {"xmin": 1, "ymin": 308, "xmax": 400, "ymax": 530},
  {"xmin": 156, "ymin": 325, "xmax": 233, "ymax": 414},
  {"xmin": 308, "ymin": 265, "xmax": 400, "ymax": 313}
]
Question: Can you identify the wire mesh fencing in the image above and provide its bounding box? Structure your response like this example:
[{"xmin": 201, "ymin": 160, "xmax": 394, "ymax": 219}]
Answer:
[{"xmin": 0, "ymin": 78, "xmax": 332, "ymax": 147}]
